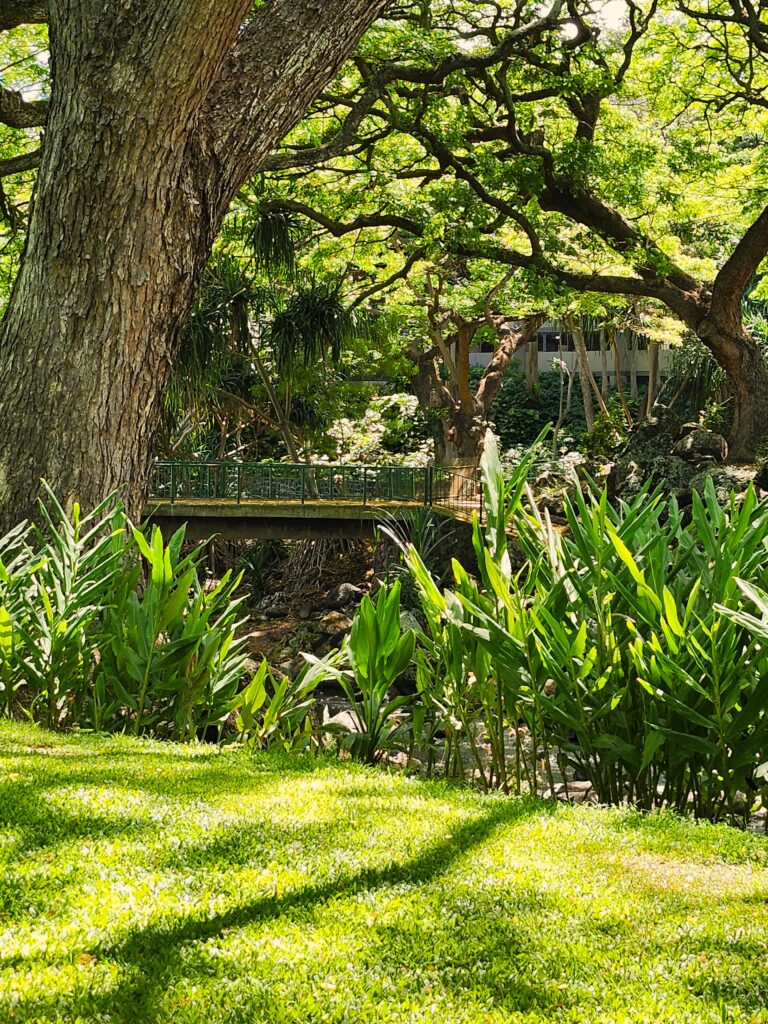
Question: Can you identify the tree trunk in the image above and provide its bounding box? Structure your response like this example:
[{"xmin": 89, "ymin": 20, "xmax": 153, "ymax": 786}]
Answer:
[
  {"xmin": 704, "ymin": 327, "xmax": 768, "ymax": 461},
  {"xmin": 644, "ymin": 341, "xmax": 659, "ymax": 417},
  {"xmin": 629, "ymin": 336, "xmax": 638, "ymax": 403},
  {"xmin": 442, "ymin": 409, "xmax": 485, "ymax": 466},
  {"xmin": 599, "ymin": 328, "xmax": 609, "ymax": 399},
  {"xmin": 608, "ymin": 327, "xmax": 633, "ymax": 428},
  {"xmin": 525, "ymin": 338, "xmax": 538, "ymax": 392},
  {"xmin": 0, "ymin": 0, "xmax": 391, "ymax": 532}
]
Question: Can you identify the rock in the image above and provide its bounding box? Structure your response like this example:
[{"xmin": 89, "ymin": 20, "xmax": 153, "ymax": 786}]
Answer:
[
  {"xmin": 612, "ymin": 457, "xmax": 646, "ymax": 498},
  {"xmin": 323, "ymin": 709, "xmax": 359, "ymax": 733},
  {"xmin": 753, "ymin": 461, "xmax": 768, "ymax": 492},
  {"xmin": 611, "ymin": 406, "xmax": 686, "ymax": 500},
  {"xmin": 297, "ymin": 602, "xmax": 313, "ymax": 620},
  {"xmin": 633, "ymin": 405, "xmax": 681, "ymax": 443},
  {"xmin": 325, "ymin": 583, "xmax": 364, "ymax": 610},
  {"xmin": 673, "ymin": 428, "xmax": 728, "ymax": 464},
  {"xmin": 264, "ymin": 604, "xmax": 287, "ymax": 619},
  {"xmin": 679, "ymin": 421, "xmax": 701, "ymax": 437},
  {"xmin": 399, "ymin": 610, "xmax": 422, "ymax": 634},
  {"xmin": 319, "ymin": 610, "xmax": 353, "ymax": 634},
  {"xmin": 567, "ymin": 780, "xmax": 594, "ymax": 803},
  {"xmin": 689, "ymin": 464, "xmax": 758, "ymax": 503}
]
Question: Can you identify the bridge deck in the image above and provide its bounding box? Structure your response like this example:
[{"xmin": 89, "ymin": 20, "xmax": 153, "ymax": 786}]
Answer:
[{"xmin": 144, "ymin": 498, "xmax": 428, "ymax": 520}]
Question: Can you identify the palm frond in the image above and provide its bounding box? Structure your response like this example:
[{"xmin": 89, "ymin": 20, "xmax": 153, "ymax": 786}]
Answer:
[{"xmin": 265, "ymin": 282, "xmax": 368, "ymax": 375}]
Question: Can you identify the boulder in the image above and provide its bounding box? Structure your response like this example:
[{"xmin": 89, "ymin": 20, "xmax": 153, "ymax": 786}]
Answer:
[
  {"xmin": 672, "ymin": 428, "xmax": 728, "ymax": 464},
  {"xmin": 632, "ymin": 405, "xmax": 681, "ymax": 445},
  {"xmin": 325, "ymin": 582, "xmax": 364, "ymax": 610},
  {"xmin": 689, "ymin": 464, "xmax": 758, "ymax": 503},
  {"xmin": 319, "ymin": 610, "xmax": 353, "ymax": 634},
  {"xmin": 264, "ymin": 604, "xmax": 287, "ymax": 619},
  {"xmin": 399, "ymin": 610, "xmax": 422, "ymax": 634}
]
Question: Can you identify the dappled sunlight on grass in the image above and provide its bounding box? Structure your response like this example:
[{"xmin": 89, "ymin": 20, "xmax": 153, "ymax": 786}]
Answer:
[{"xmin": 1, "ymin": 722, "xmax": 768, "ymax": 1023}]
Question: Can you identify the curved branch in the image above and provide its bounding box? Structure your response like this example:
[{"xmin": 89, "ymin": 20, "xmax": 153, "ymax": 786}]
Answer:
[
  {"xmin": 0, "ymin": 0, "xmax": 47, "ymax": 32},
  {"xmin": 262, "ymin": 198, "xmax": 424, "ymax": 238},
  {"xmin": 0, "ymin": 146, "xmax": 39, "ymax": 176},
  {"xmin": 0, "ymin": 86, "xmax": 46, "ymax": 128},
  {"xmin": 206, "ymin": 0, "xmax": 395, "ymax": 194},
  {"xmin": 711, "ymin": 202, "xmax": 768, "ymax": 324},
  {"xmin": 351, "ymin": 247, "xmax": 425, "ymax": 307}
]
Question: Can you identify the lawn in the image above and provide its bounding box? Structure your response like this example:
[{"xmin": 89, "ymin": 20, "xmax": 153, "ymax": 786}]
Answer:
[{"xmin": 1, "ymin": 724, "xmax": 768, "ymax": 1024}]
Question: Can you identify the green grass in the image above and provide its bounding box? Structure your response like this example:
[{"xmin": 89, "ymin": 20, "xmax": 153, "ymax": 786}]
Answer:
[{"xmin": 1, "ymin": 724, "xmax": 768, "ymax": 1023}]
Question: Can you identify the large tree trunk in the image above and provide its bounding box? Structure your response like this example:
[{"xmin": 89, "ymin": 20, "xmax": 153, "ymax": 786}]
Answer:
[
  {"xmin": 703, "ymin": 326, "xmax": 768, "ymax": 461},
  {"xmin": 0, "ymin": 0, "xmax": 391, "ymax": 532},
  {"xmin": 442, "ymin": 410, "xmax": 485, "ymax": 466}
]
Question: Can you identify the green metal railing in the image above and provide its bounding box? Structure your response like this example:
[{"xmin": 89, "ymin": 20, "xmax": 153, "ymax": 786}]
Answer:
[{"xmin": 148, "ymin": 461, "xmax": 484, "ymax": 521}]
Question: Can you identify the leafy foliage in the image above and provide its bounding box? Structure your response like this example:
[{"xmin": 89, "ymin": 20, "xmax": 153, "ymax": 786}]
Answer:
[
  {"xmin": 308, "ymin": 580, "xmax": 416, "ymax": 763},
  {"xmin": 0, "ymin": 491, "xmax": 247, "ymax": 739},
  {"xmin": 401, "ymin": 432, "xmax": 768, "ymax": 822}
]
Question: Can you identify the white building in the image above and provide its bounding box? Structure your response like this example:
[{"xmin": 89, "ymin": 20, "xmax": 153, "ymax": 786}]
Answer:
[{"xmin": 469, "ymin": 320, "xmax": 673, "ymax": 387}]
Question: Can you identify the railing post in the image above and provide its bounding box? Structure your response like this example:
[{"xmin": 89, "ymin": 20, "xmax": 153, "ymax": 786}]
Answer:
[
  {"xmin": 170, "ymin": 462, "xmax": 176, "ymax": 504},
  {"xmin": 300, "ymin": 465, "xmax": 305, "ymax": 505},
  {"xmin": 236, "ymin": 464, "xmax": 241, "ymax": 504},
  {"xmin": 363, "ymin": 467, "xmax": 368, "ymax": 506},
  {"xmin": 268, "ymin": 464, "xmax": 273, "ymax": 500}
]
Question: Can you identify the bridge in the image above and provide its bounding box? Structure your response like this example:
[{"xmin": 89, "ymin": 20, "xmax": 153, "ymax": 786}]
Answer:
[{"xmin": 145, "ymin": 461, "xmax": 482, "ymax": 539}]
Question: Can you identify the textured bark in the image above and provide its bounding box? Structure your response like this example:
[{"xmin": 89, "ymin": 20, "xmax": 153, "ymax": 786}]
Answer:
[
  {"xmin": 697, "ymin": 320, "xmax": 768, "ymax": 461},
  {"xmin": 0, "ymin": 0, "xmax": 392, "ymax": 530},
  {"xmin": 644, "ymin": 341, "xmax": 659, "ymax": 417},
  {"xmin": 410, "ymin": 316, "xmax": 542, "ymax": 466},
  {"xmin": 525, "ymin": 338, "xmax": 538, "ymax": 392}
]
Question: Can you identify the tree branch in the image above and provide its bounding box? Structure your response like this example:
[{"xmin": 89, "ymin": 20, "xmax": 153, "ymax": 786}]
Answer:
[
  {"xmin": 262, "ymin": 75, "xmax": 388, "ymax": 172},
  {"xmin": 351, "ymin": 247, "xmax": 425, "ymax": 307},
  {"xmin": 0, "ymin": 86, "xmax": 46, "ymax": 128},
  {"xmin": 711, "ymin": 202, "xmax": 768, "ymax": 323},
  {"xmin": 0, "ymin": 146, "xmax": 39, "ymax": 176},
  {"xmin": 0, "ymin": 0, "xmax": 47, "ymax": 32},
  {"xmin": 475, "ymin": 314, "xmax": 545, "ymax": 412},
  {"xmin": 206, "ymin": 0, "xmax": 395, "ymax": 197},
  {"xmin": 262, "ymin": 198, "xmax": 424, "ymax": 239}
]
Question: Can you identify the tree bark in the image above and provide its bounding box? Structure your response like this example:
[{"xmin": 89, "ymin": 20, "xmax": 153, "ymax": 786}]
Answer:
[
  {"xmin": 525, "ymin": 338, "xmax": 538, "ymax": 392},
  {"xmin": 698, "ymin": 322, "xmax": 768, "ymax": 461},
  {"xmin": 0, "ymin": 0, "xmax": 392, "ymax": 531},
  {"xmin": 599, "ymin": 328, "xmax": 609, "ymax": 399},
  {"xmin": 644, "ymin": 341, "xmax": 659, "ymax": 417},
  {"xmin": 409, "ymin": 315, "xmax": 542, "ymax": 466}
]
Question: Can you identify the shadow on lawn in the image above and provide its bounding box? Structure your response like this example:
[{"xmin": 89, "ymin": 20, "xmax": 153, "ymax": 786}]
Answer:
[
  {"xmin": 8, "ymin": 796, "xmax": 552, "ymax": 1023},
  {"xmin": 0, "ymin": 777, "xmax": 160, "ymax": 856},
  {"xmin": 1, "ymin": 743, "xmax": 367, "ymax": 806}
]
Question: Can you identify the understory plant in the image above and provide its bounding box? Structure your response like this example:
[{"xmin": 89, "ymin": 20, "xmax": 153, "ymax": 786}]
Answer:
[
  {"xmin": 0, "ymin": 489, "xmax": 248, "ymax": 739},
  {"xmin": 402, "ymin": 431, "xmax": 768, "ymax": 823},
  {"xmin": 233, "ymin": 655, "xmax": 328, "ymax": 751},
  {"xmin": 307, "ymin": 580, "xmax": 415, "ymax": 763}
]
